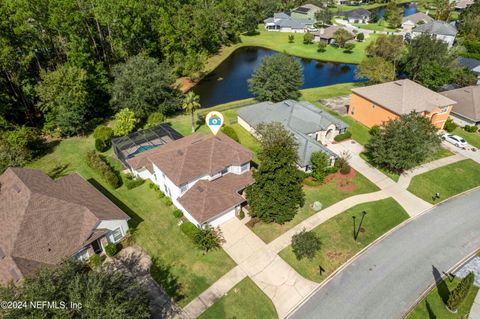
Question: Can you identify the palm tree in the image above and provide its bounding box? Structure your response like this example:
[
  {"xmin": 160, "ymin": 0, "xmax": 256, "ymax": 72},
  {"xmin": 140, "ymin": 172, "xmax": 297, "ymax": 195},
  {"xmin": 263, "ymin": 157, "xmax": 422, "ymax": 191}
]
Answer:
[{"xmin": 182, "ymin": 91, "xmax": 201, "ymax": 133}]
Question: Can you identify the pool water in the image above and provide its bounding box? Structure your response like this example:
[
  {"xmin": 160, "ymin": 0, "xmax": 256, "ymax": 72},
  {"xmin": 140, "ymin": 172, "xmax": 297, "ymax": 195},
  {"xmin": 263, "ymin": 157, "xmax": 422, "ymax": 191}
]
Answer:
[{"xmin": 127, "ymin": 145, "xmax": 160, "ymax": 158}]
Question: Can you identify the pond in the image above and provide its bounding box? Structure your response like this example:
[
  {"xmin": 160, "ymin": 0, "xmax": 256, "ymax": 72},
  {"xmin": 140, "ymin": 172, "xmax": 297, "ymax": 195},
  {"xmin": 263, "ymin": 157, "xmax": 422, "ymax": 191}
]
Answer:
[
  {"xmin": 375, "ymin": 3, "xmax": 418, "ymax": 18},
  {"xmin": 192, "ymin": 47, "xmax": 363, "ymax": 108}
]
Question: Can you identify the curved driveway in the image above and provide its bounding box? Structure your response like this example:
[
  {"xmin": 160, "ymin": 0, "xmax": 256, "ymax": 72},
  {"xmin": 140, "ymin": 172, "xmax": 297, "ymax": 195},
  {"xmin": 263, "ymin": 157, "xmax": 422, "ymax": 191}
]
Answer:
[{"xmin": 289, "ymin": 189, "xmax": 480, "ymax": 319}]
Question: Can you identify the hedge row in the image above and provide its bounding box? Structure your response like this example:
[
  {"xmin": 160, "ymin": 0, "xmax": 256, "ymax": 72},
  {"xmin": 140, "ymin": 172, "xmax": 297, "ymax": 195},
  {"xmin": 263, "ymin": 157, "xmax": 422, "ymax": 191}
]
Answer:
[
  {"xmin": 86, "ymin": 151, "xmax": 121, "ymax": 188},
  {"xmin": 180, "ymin": 221, "xmax": 199, "ymax": 241},
  {"xmin": 447, "ymin": 272, "xmax": 475, "ymax": 311},
  {"xmin": 124, "ymin": 175, "xmax": 144, "ymax": 190},
  {"xmin": 334, "ymin": 131, "xmax": 352, "ymax": 142}
]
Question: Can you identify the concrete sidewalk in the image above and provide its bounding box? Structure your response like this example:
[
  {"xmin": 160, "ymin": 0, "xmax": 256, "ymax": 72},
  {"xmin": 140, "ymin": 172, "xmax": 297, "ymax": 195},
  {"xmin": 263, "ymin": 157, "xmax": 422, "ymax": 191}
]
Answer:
[{"xmin": 469, "ymin": 290, "xmax": 480, "ymax": 319}]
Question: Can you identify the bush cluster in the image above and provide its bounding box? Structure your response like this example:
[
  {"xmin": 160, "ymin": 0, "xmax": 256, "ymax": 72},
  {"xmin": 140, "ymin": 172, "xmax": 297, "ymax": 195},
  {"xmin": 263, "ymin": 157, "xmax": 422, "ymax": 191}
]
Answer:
[
  {"xmin": 124, "ymin": 175, "xmax": 144, "ymax": 189},
  {"xmin": 335, "ymin": 157, "xmax": 351, "ymax": 175},
  {"xmin": 238, "ymin": 208, "xmax": 245, "ymax": 220},
  {"xmin": 180, "ymin": 221, "xmax": 199, "ymax": 241},
  {"xmin": 291, "ymin": 229, "xmax": 321, "ymax": 260},
  {"xmin": 86, "ymin": 151, "xmax": 121, "ymax": 188},
  {"xmin": 173, "ymin": 209, "xmax": 183, "ymax": 218},
  {"xmin": 88, "ymin": 254, "xmax": 101, "ymax": 269},
  {"xmin": 165, "ymin": 198, "xmax": 173, "ymax": 206},
  {"xmin": 104, "ymin": 243, "xmax": 118, "ymax": 257},
  {"xmin": 464, "ymin": 125, "xmax": 478, "ymax": 133},
  {"xmin": 444, "ymin": 118, "xmax": 458, "ymax": 132},
  {"xmin": 447, "ymin": 272, "xmax": 475, "ymax": 311},
  {"xmin": 221, "ymin": 126, "xmax": 239, "ymax": 142},
  {"xmin": 334, "ymin": 131, "xmax": 352, "ymax": 142},
  {"xmin": 148, "ymin": 182, "xmax": 165, "ymax": 198},
  {"xmin": 93, "ymin": 125, "xmax": 114, "ymax": 152}
]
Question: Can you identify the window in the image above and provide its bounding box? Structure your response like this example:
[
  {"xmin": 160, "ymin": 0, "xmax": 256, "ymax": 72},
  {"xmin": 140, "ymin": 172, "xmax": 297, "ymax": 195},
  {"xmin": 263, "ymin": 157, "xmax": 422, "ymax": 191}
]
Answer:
[
  {"xmin": 111, "ymin": 227, "xmax": 123, "ymax": 243},
  {"xmin": 351, "ymin": 107, "xmax": 356, "ymax": 115},
  {"xmin": 221, "ymin": 168, "xmax": 228, "ymax": 175},
  {"xmin": 438, "ymin": 106, "xmax": 449, "ymax": 114},
  {"xmin": 241, "ymin": 163, "xmax": 249, "ymax": 172},
  {"xmin": 180, "ymin": 184, "xmax": 188, "ymax": 193}
]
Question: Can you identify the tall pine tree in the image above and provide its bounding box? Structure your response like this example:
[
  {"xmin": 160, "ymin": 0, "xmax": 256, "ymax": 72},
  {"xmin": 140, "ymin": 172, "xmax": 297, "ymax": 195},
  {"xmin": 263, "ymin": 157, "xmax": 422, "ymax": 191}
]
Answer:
[{"xmin": 246, "ymin": 122, "xmax": 305, "ymax": 223}]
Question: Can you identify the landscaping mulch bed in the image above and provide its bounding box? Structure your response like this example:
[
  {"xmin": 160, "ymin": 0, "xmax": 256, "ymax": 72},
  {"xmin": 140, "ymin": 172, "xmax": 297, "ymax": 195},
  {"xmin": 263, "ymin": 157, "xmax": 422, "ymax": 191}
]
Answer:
[
  {"xmin": 303, "ymin": 168, "xmax": 358, "ymax": 189},
  {"xmin": 336, "ymin": 180, "xmax": 356, "ymax": 193}
]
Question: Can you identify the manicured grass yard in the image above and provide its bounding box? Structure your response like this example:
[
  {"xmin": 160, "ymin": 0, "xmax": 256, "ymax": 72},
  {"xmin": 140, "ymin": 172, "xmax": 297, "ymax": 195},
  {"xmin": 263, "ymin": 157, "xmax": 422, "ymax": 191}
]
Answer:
[
  {"xmin": 453, "ymin": 127, "xmax": 480, "ymax": 149},
  {"xmin": 406, "ymin": 277, "xmax": 479, "ymax": 319},
  {"xmin": 279, "ymin": 198, "xmax": 409, "ymax": 282},
  {"xmin": 198, "ymin": 278, "xmax": 278, "ymax": 319},
  {"xmin": 27, "ymin": 137, "xmax": 235, "ymax": 306},
  {"xmin": 250, "ymin": 171, "xmax": 380, "ymax": 243},
  {"xmin": 407, "ymin": 159, "xmax": 480, "ymax": 204}
]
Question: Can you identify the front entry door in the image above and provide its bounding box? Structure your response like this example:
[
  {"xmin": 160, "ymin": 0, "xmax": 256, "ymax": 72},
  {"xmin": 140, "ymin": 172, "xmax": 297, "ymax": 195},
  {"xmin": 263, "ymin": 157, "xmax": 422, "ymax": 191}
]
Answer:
[{"xmin": 91, "ymin": 239, "xmax": 103, "ymax": 254}]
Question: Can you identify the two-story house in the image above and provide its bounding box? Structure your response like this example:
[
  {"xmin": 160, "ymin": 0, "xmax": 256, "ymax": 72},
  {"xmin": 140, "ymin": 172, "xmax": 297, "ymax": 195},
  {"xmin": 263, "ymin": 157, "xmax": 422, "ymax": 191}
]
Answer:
[
  {"xmin": 127, "ymin": 132, "xmax": 254, "ymax": 227},
  {"xmin": 0, "ymin": 168, "xmax": 130, "ymax": 285},
  {"xmin": 348, "ymin": 79, "xmax": 457, "ymax": 129}
]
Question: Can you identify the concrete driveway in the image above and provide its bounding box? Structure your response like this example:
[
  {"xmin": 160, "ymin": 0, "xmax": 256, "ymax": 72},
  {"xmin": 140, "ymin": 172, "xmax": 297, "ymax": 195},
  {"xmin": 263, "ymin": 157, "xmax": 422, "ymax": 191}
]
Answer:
[{"xmin": 289, "ymin": 188, "xmax": 480, "ymax": 319}]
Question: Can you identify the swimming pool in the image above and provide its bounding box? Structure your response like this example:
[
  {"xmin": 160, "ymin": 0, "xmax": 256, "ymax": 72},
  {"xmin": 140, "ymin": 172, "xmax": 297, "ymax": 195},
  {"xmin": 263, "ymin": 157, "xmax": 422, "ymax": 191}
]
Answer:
[{"xmin": 127, "ymin": 144, "xmax": 160, "ymax": 158}]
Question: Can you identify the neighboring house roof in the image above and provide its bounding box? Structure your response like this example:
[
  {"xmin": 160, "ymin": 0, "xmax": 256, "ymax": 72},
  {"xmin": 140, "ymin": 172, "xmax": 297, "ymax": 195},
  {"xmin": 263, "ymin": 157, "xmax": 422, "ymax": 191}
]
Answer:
[
  {"xmin": 264, "ymin": 12, "xmax": 314, "ymax": 29},
  {"xmin": 313, "ymin": 25, "xmax": 351, "ymax": 39},
  {"xmin": 412, "ymin": 20, "xmax": 458, "ymax": 36},
  {"xmin": 351, "ymin": 79, "xmax": 457, "ymax": 114},
  {"xmin": 237, "ymin": 100, "xmax": 343, "ymax": 166},
  {"xmin": 127, "ymin": 132, "xmax": 253, "ymax": 186},
  {"xmin": 455, "ymin": 0, "xmax": 474, "ymax": 9},
  {"xmin": 292, "ymin": 4, "xmax": 321, "ymax": 14},
  {"xmin": 178, "ymin": 171, "xmax": 254, "ymax": 224},
  {"xmin": 0, "ymin": 168, "xmax": 129, "ymax": 284},
  {"xmin": 401, "ymin": 12, "xmax": 434, "ymax": 25},
  {"xmin": 342, "ymin": 8, "xmax": 371, "ymax": 19},
  {"xmin": 440, "ymin": 86, "xmax": 480, "ymax": 122},
  {"xmin": 456, "ymin": 57, "xmax": 480, "ymax": 75}
]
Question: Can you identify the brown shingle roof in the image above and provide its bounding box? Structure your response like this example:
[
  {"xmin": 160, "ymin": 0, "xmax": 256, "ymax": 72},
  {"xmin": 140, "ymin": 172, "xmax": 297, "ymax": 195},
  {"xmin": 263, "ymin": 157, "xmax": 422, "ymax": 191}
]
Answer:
[
  {"xmin": 312, "ymin": 26, "xmax": 350, "ymax": 40},
  {"xmin": 351, "ymin": 79, "xmax": 456, "ymax": 114},
  {"xmin": 0, "ymin": 168, "xmax": 129, "ymax": 284},
  {"xmin": 127, "ymin": 132, "xmax": 253, "ymax": 186},
  {"xmin": 441, "ymin": 86, "xmax": 480, "ymax": 122},
  {"xmin": 178, "ymin": 172, "xmax": 254, "ymax": 224}
]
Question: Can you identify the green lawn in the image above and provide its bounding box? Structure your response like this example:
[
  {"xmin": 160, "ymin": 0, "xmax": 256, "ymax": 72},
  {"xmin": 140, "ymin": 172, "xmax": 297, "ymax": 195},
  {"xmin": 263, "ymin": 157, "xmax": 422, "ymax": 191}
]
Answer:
[
  {"xmin": 279, "ymin": 198, "xmax": 409, "ymax": 282},
  {"xmin": 198, "ymin": 278, "xmax": 278, "ymax": 319},
  {"xmin": 406, "ymin": 277, "xmax": 479, "ymax": 319},
  {"xmin": 453, "ymin": 127, "xmax": 480, "ymax": 149},
  {"xmin": 407, "ymin": 159, "xmax": 480, "ymax": 204},
  {"xmin": 27, "ymin": 136, "xmax": 235, "ymax": 306},
  {"xmin": 331, "ymin": 0, "xmax": 411, "ymax": 12},
  {"xmin": 250, "ymin": 171, "xmax": 380, "ymax": 243}
]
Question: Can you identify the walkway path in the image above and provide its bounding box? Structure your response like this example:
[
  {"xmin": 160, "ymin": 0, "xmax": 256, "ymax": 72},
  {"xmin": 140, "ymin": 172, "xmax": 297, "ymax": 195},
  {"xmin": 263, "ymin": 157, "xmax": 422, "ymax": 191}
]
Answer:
[
  {"xmin": 182, "ymin": 140, "xmax": 467, "ymax": 318},
  {"xmin": 470, "ymin": 291, "xmax": 480, "ymax": 319}
]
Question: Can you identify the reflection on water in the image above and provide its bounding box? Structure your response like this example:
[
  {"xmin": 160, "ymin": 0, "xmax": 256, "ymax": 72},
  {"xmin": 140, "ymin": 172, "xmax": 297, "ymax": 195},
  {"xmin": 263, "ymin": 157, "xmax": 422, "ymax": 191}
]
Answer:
[
  {"xmin": 376, "ymin": 3, "xmax": 418, "ymax": 18},
  {"xmin": 193, "ymin": 47, "xmax": 363, "ymax": 107}
]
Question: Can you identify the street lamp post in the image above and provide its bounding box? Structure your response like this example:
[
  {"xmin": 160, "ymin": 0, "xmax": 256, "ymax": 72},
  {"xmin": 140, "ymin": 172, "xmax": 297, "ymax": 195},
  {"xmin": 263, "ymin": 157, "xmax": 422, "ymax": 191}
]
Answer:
[
  {"xmin": 352, "ymin": 215, "xmax": 356, "ymax": 240},
  {"xmin": 354, "ymin": 211, "xmax": 368, "ymax": 241}
]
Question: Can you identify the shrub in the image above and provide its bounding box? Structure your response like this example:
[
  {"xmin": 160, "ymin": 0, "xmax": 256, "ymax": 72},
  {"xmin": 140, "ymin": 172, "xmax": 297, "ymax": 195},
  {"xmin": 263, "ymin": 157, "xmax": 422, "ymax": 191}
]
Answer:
[
  {"xmin": 444, "ymin": 118, "xmax": 458, "ymax": 132},
  {"xmin": 343, "ymin": 43, "xmax": 355, "ymax": 53},
  {"xmin": 288, "ymin": 34, "xmax": 294, "ymax": 43},
  {"xmin": 104, "ymin": 243, "xmax": 117, "ymax": 257},
  {"xmin": 85, "ymin": 151, "xmax": 121, "ymax": 188},
  {"xmin": 447, "ymin": 272, "xmax": 475, "ymax": 311},
  {"xmin": 124, "ymin": 175, "xmax": 144, "ymax": 189},
  {"xmin": 464, "ymin": 125, "xmax": 478, "ymax": 133},
  {"xmin": 357, "ymin": 33, "xmax": 364, "ymax": 42},
  {"xmin": 334, "ymin": 131, "xmax": 352, "ymax": 142},
  {"xmin": 335, "ymin": 154, "xmax": 351, "ymax": 175},
  {"xmin": 317, "ymin": 41, "xmax": 327, "ymax": 52},
  {"xmin": 180, "ymin": 221, "xmax": 199, "ymax": 241},
  {"xmin": 291, "ymin": 229, "xmax": 321, "ymax": 260},
  {"xmin": 173, "ymin": 209, "xmax": 183, "ymax": 218},
  {"xmin": 221, "ymin": 126, "xmax": 239, "ymax": 142},
  {"xmin": 194, "ymin": 225, "xmax": 224, "ymax": 254},
  {"xmin": 88, "ymin": 254, "xmax": 101, "ymax": 269},
  {"xmin": 238, "ymin": 208, "xmax": 245, "ymax": 220},
  {"xmin": 311, "ymin": 151, "xmax": 329, "ymax": 182},
  {"xmin": 369, "ymin": 125, "xmax": 380, "ymax": 136},
  {"xmin": 340, "ymin": 162, "xmax": 351, "ymax": 175},
  {"xmin": 165, "ymin": 198, "xmax": 173, "ymax": 206},
  {"xmin": 145, "ymin": 112, "xmax": 166, "ymax": 129},
  {"xmin": 157, "ymin": 191, "xmax": 165, "ymax": 199},
  {"xmin": 95, "ymin": 138, "xmax": 108, "ymax": 152},
  {"xmin": 93, "ymin": 125, "xmax": 114, "ymax": 142},
  {"xmin": 303, "ymin": 32, "xmax": 314, "ymax": 44}
]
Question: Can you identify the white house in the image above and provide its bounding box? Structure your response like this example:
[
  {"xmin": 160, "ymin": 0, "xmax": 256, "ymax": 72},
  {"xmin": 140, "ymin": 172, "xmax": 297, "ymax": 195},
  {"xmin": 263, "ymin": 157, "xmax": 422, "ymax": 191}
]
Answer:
[
  {"xmin": 411, "ymin": 20, "xmax": 458, "ymax": 47},
  {"xmin": 127, "ymin": 132, "xmax": 253, "ymax": 227},
  {"xmin": 342, "ymin": 8, "xmax": 371, "ymax": 24},
  {"xmin": 264, "ymin": 12, "xmax": 314, "ymax": 33},
  {"xmin": 401, "ymin": 12, "xmax": 434, "ymax": 32},
  {"xmin": 0, "ymin": 168, "xmax": 130, "ymax": 284}
]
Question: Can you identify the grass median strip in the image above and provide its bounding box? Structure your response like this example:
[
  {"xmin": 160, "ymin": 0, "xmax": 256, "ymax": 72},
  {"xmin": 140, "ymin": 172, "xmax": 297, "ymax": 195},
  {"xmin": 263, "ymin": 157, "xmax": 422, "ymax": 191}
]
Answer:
[
  {"xmin": 279, "ymin": 198, "xmax": 409, "ymax": 282},
  {"xmin": 407, "ymin": 159, "xmax": 480, "ymax": 204}
]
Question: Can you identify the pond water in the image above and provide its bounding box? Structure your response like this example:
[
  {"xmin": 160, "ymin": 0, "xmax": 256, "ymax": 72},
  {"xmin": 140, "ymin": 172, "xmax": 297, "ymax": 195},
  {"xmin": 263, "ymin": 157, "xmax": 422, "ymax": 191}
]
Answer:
[
  {"xmin": 375, "ymin": 3, "xmax": 418, "ymax": 18},
  {"xmin": 193, "ymin": 47, "xmax": 363, "ymax": 108}
]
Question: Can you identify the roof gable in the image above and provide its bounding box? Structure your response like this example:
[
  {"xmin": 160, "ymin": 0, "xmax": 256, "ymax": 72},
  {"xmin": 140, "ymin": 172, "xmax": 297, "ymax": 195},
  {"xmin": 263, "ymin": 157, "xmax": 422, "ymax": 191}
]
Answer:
[{"xmin": 441, "ymin": 86, "xmax": 480, "ymax": 121}]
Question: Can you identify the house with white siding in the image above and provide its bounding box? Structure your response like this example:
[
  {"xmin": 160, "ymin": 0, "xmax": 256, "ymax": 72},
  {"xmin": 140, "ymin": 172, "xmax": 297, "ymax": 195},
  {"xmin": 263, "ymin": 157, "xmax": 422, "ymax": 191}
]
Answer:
[{"xmin": 126, "ymin": 132, "xmax": 254, "ymax": 227}]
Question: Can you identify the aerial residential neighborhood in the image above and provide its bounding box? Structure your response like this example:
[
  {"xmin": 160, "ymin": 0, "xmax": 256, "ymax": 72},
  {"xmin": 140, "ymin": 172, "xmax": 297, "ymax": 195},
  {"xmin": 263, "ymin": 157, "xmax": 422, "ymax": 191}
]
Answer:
[{"xmin": 0, "ymin": 0, "xmax": 480, "ymax": 319}]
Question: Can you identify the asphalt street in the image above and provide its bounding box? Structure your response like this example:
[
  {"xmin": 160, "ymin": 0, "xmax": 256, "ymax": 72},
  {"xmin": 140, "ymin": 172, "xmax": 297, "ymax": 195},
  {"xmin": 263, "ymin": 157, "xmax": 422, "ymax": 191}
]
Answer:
[{"xmin": 289, "ymin": 188, "xmax": 480, "ymax": 319}]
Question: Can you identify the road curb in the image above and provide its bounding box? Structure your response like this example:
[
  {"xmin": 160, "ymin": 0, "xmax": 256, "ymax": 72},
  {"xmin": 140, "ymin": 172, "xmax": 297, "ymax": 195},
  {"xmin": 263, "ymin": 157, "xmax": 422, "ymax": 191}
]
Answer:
[{"xmin": 285, "ymin": 186, "xmax": 480, "ymax": 319}]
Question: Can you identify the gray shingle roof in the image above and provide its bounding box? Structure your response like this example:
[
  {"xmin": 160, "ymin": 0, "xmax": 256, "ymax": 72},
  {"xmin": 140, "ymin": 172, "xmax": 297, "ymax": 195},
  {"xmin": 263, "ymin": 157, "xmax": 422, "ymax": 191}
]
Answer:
[
  {"xmin": 237, "ymin": 100, "xmax": 345, "ymax": 166},
  {"xmin": 264, "ymin": 12, "xmax": 314, "ymax": 29},
  {"xmin": 412, "ymin": 20, "xmax": 458, "ymax": 36},
  {"xmin": 342, "ymin": 8, "xmax": 371, "ymax": 19},
  {"xmin": 441, "ymin": 86, "xmax": 480, "ymax": 122},
  {"xmin": 456, "ymin": 57, "xmax": 480, "ymax": 74}
]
